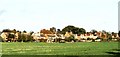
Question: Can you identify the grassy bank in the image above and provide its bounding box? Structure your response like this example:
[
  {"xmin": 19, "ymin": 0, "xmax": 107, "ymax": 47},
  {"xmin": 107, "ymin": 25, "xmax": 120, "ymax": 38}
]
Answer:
[{"xmin": 1, "ymin": 42, "xmax": 119, "ymax": 55}]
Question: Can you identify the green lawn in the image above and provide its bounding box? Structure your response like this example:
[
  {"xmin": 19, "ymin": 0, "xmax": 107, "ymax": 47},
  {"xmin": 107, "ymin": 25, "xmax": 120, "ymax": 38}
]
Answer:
[{"xmin": 1, "ymin": 42, "xmax": 119, "ymax": 55}]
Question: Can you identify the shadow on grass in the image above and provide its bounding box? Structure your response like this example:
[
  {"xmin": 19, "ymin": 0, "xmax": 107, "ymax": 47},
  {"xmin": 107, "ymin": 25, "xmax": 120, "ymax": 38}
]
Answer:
[
  {"xmin": 105, "ymin": 49, "xmax": 120, "ymax": 56},
  {"xmin": 106, "ymin": 52, "xmax": 120, "ymax": 55}
]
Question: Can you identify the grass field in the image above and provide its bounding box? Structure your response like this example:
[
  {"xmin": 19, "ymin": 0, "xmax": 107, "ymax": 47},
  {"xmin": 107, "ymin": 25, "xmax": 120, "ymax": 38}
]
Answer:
[{"xmin": 1, "ymin": 42, "xmax": 119, "ymax": 55}]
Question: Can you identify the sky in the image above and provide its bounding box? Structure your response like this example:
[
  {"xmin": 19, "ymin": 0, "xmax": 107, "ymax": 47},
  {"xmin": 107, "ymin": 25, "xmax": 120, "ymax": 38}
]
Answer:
[{"xmin": 0, "ymin": 0, "xmax": 119, "ymax": 32}]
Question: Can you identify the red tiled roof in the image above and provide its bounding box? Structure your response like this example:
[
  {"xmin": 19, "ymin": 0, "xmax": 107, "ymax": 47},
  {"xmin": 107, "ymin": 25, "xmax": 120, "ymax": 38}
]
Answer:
[{"xmin": 40, "ymin": 29, "xmax": 53, "ymax": 34}]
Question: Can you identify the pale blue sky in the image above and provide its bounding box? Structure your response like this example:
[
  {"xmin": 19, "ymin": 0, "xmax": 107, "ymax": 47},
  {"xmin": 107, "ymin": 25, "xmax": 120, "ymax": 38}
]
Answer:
[{"xmin": 0, "ymin": 0, "xmax": 119, "ymax": 32}]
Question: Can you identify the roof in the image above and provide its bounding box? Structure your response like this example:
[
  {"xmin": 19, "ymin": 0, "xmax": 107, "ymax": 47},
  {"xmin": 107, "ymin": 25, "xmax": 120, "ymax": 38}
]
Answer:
[{"xmin": 40, "ymin": 29, "xmax": 54, "ymax": 34}]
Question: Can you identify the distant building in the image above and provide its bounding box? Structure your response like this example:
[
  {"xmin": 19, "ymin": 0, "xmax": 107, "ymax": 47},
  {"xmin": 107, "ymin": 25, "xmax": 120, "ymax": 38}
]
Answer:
[{"xmin": 64, "ymin": 31, "xmax": 73, "ymax": 38}]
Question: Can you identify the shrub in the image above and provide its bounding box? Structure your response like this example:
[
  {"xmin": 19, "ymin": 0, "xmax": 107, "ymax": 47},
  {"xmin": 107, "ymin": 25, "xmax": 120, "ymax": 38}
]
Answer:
[
  {"xmin": 87, "ymin": 38, "xmax": 91, "ymax": 40},
  {"xmin": 0, "ymin": 36, "xmax": 2, "ymax": 42},
  {"xmin": 26, "ymin": 35, "xmax": 34, "ymax": 42},
  {"xmin": 65, "ymin": 35, "xmax": 75, "ymax": 42}
]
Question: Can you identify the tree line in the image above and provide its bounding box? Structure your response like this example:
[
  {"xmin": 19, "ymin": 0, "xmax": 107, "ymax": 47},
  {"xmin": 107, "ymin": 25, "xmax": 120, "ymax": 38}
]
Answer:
[{"xmin": 0, "ymin": 25, "xmax": 120, "ymax": 42}]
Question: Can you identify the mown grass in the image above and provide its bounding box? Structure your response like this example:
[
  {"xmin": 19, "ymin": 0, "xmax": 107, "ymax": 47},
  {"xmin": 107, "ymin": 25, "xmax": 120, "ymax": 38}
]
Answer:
[{"xmin": 1, "ymin": 42, "xmax": 119, "ymax": 55}]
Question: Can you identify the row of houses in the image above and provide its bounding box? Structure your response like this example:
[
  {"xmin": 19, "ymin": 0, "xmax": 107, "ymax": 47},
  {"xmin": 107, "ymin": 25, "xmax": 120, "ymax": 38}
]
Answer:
[
  {"xmin": 0, "ymin": 29, "xmax": 119, "ymax": 42},
  {"xmin": 32, "ymin": 29, "xmax": 119, "ymax": 42}
]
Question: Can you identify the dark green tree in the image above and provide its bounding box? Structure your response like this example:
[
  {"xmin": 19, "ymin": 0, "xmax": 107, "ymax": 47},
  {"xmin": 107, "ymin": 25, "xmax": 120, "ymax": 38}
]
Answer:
[
  {"xmin": 23, "ymin": 30, "xmax": 27, "ymax": 33},
  {"xmin": 102, "ymin": 30, "xmax": 106, "ymax": 34},
  {"xmin": 61, "ymin": 25, "xmax": 86, "ymax": 34},
  {"xmin": 12, "ymin": 29, "xmax": 16, "ymax": 34},
  {"xmin": 90, "ymin": 29, "xmax": 97, "ymax": 34},
  {"xmin": 30, "ymin": 31, "xmax": 34, "ymax": 35},
  {"xmin": 62, "ymin": 25, "xmax": 75, "ymax": 34},
  {"xmin": 118, "ymin": 31, "xmax": 120, "ymax": 37},
  {"xmin": 50, "ymin": 27, "xmax": 56, "ymax": 34},
  {"xmin": 57, "ymin": 29, "xmax": 62, "ymax": 34},
  {"xmin": 78, "ymin": 28, "xmax": 86, "ymax": 34},
  {"xmin": 2, "ymin": 29, "xmax": 11, "ymax": 32}
]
